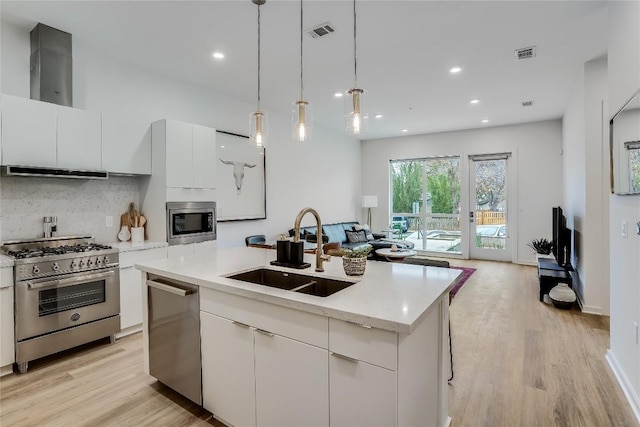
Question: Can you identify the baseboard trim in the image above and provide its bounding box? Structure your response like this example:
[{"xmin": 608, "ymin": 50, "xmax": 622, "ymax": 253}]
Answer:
[
  {"xmin": 580, "ymin": 304, "xmax": 604, "ymax": 315},
  {"xmin": 115, "ymin": 324, "xmax": 142, "ymax": 339},
  {"xmin": 606, "ymin": 349, "xmax": 640, "ymax": 424},
  {"xmin": 1, "ymin": 364, "xmax": 13, "ymax": 377}
]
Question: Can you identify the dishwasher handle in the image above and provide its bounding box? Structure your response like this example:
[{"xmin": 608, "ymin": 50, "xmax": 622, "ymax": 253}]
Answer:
[{"xmin": 147, "ymin": 279, "xmax": 196, "ymax": 297}]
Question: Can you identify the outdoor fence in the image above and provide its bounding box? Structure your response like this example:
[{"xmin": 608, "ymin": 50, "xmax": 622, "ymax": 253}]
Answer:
[{"xmin": 475, "ymin": 211, "xmax": 506, "ymax": 225}]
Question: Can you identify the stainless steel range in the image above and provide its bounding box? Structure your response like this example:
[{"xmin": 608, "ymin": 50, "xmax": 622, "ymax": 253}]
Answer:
[{"xmin": 1, "ymin": 236, "xmax": 120, "ymax": 374}]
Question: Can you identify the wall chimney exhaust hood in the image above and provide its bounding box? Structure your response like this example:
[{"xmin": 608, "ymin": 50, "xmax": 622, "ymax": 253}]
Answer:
[{"xmin": 30, "ymin": 23, "xmax": 73, "ymax": 107}]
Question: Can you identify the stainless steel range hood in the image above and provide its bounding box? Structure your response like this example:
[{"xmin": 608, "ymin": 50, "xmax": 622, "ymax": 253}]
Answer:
[{"xmin": 30, "ymin": 23, "xmax": 73, "ymax": 107}]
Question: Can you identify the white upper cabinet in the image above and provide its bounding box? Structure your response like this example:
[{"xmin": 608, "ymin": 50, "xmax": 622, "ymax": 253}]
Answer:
[
  {"xmin": 192, "ymin": 124, "xmax": 216, "ymax": 189},
  {"xmin": 1, "ymin": 95, "xmax": 57, "ymax": 167},
  {"xmin": 165, "ymin": 120, "xmax": 194, "ymax": 188},
  {"xmin": 161, "ymin": 119, "xmax": 216, "ymax": 189},
  {"xmin": 102, "ymin": 113, "xmax": 151, "ymax": 175},
  {"xmin": 57, "ymin": 105, "xmax": 102, "ymax": 170},
  {"xmin": 1, "ymin": 95, "xmax": 104, "ymax": 171}
]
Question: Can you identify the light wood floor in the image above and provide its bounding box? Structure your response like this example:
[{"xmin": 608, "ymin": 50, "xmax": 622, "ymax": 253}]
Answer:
[{"xmin": 0, "ymin": 260, "xmax": 637, "ymax": 427}]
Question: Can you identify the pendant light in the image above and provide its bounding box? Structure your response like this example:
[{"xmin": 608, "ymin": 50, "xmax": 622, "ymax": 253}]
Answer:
[
  {"xmin": 292, "ymin": 0, "xmax": 313, "ymax": 142},
  {"xmin": 346, "ymin": 0, "xmax": 366, "ymax": 136},
  {"xmin": 250, "ymin": 0, "xmax": 268, "ymax": 148}
]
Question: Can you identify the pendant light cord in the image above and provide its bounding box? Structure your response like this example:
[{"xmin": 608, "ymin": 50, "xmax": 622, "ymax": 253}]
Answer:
[
  {"xmin": 257, "ymin": 2, "xmax": 262, "ymax": 110},
  {"xmin": 353, "ymin": 0, "xmax": 357, "ymax": 87},
  {"xmin": 300, "ymin": 0, "xmax": 304, "ymax": 99}
]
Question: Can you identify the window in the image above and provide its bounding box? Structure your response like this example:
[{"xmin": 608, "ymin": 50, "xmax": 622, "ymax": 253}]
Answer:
[
  {"xmin": 390, "ymin": 157, "xmax": 461, "ymax": 253},
  {"xmin": 626, "ymin": 141, "xmax": 640, "ymax": 193}
]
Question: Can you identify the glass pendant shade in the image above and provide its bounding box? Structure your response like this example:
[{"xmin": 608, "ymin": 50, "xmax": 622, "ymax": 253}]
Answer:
[
  {"xmin": 250, "ymin": 111, "xmax": 268, "ymax": 148},
  {"xmin": 292, "ymin": 100, "xmax": 313, "ymax": 142},
  {"xmin": 345, "ymin": 88, "xmax": 366, "ymax": 135}
]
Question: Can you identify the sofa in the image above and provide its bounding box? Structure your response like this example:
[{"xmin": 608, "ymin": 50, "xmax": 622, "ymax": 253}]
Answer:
[{"xmin": 288, "ymin": 221, "xmax": 414, "ymax": 259}]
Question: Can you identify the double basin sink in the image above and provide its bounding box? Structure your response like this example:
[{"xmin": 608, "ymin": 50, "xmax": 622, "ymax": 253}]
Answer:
[{"xmin": 227, "ymin": 268, "xmax": 355, "ymax": 297}]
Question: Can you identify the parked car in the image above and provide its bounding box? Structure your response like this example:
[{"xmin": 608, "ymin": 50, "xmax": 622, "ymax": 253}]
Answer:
[
  {"xmin": 391, "ymin": 216, "xmax": 409, "ymax": 233},
  {"xmin": 476, "ymin": 224, "xmax": 506, "ymax": 237}
]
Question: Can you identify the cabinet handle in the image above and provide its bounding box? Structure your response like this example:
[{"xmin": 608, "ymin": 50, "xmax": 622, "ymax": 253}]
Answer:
[
  {"xmin": 331, "ymin": 352, "xmax": 359, "ymax": 364},
  {"xmin": 255, "ymin": 328, "xmax": 274, "ymax": 337},
  {"xmin": 232, "ymin": 321, "xmax": 250, "ymax": 328},
  {"xmin": 346, "ymin": 320, "xmax": 372, "ymax": 329}
]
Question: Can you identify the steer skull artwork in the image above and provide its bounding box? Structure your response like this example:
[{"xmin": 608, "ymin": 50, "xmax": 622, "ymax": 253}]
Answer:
[{"xmin": 220, "ymin": 159, "xmax": 257, "ymax": 195}]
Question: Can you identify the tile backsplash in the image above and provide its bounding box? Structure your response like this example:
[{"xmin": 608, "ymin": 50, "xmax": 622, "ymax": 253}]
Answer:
[{"xmin": 0, "ymin": 175, "xmax": 141, "ymax": 243}]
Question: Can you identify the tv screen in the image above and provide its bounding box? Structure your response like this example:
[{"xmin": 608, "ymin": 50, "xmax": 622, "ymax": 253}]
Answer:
[{"xmin": 552, "ymin": 206, "xmax": 571, "ymax": 267}]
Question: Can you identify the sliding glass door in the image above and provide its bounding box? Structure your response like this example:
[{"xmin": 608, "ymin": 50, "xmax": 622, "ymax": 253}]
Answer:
[{"xmin": 390, "ymin": 157, "xmax": 461, "ymax": 254}]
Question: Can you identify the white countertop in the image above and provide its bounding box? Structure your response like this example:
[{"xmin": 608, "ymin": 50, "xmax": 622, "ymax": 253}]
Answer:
[
  {"xmin": 0, "ymin": 255, "xmax": 14, "ymax": 268},
  {"xmin": 136, "ymin": 247, "xmax": 461, "ymax": 334},
  {"xmin": 108, "ymin": 241, "xmax": 168, "ymax": 252}
]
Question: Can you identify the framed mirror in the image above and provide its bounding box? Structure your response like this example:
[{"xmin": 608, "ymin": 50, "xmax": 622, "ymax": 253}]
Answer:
[{"xmin": 610, "ymin": 88, "xmax": 640, "ymax": 194}]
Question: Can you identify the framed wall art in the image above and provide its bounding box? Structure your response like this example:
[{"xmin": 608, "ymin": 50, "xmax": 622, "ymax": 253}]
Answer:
[{"xmin": 215, "ymin": 130, "xmax": 266, "ymax": 221}]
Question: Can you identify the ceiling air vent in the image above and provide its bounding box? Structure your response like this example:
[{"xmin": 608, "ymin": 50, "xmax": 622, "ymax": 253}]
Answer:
[
  {"xmin": 515, "ymin": 46, "xmax": 536, "ymax": 60},
  {"xmin": 308, "ymin": 22, "xmax": 335, "ymax": 38},
  {"xmin": 521, "ymin": 100, "xmax": 534, "ymax": 107}
]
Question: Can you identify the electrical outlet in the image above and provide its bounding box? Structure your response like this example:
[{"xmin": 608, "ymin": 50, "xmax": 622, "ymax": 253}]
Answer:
[
  {"xmin": 622, "ymin": 221, "xmax": 628, "ymax": 238},
  {"xmin": 106, "ymin": 216, "xmax": 113, "ymax": 227}
]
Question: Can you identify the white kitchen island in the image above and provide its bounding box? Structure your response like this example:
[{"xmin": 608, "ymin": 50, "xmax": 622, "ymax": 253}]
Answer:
[{"xmin": 136, "ymin": 246, "xmax": 461, "ymax": 427}]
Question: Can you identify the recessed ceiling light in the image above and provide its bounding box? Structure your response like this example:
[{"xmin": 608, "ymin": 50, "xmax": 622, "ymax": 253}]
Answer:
[
  {"xmin": 212, "ymin": 52, "xmax": 224, "ymax": 59},
  {"xmin": 334, "ymin": 92, "xmax": 343, "ymax": 98},
  {"xmin": 481, "ymin": 119, "xmax": 489, "ymax": 124},
  {"xmin": 450, "ymin": 66, "xmax": 462, "ymax": 74},
  {"xmin": 470, "ymin": 99, "xmax": 479, "ymax": 104},
  {"xmin": 375, "ymin": 114, "xmax": 383, "ymax": 119},
  {"xmin": 402, "ymin": 129, "xmax": 408, "ymax": 133}
]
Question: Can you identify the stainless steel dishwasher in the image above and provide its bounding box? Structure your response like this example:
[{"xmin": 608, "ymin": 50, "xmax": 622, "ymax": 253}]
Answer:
[{"xmin": 147, "ymin": 274, "xmax": 201, "ymax": 405}]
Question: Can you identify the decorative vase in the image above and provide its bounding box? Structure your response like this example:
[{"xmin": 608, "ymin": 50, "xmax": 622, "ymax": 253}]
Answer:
[
  {"xmin": 549, "ymin": 282, "xmax": 576, "ymax": 309},
  {"xmin": 117, "ymin": 226, "xmax": 131, "ymax": 242},
  {"xmin": 343, "ymin": 257, "xmax": 367, "ymax": 276}
]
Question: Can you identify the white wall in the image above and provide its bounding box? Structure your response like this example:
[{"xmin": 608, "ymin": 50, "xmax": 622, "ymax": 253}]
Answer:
[
  {"xmin": 361, "ymin": 120, "xmax": 563, "ymax": 264},
  {"xmin": 607, "ymin": 1, "xmax": 640, "ymax": 422},
  {"xmin": 0, "ymin": 20, "xmax": 362, "ymax": 247},
  {"xmin": 562, "ymin": 56, "xmax": 609, "ymax": 314}
]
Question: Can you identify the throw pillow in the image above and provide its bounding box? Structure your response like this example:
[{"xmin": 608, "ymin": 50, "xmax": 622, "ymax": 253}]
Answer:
[
  {"xmin": 353, "ymin": 224, "xmax": 375, "ymax": 241},
  {"xmin": 345, "ymin": 229, "xmax": 368, "ymax": 243}
]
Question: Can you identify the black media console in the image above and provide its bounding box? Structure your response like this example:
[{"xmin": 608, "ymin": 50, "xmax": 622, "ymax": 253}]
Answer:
[{"xmin": 537, "ymin": 258, "xmax": 574, "ymax": 302}]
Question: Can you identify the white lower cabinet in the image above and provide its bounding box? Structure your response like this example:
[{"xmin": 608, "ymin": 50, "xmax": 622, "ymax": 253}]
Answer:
[
  {"xmin": 119, "ymin": 267, "xmax": 143, "ymax": 331},
  {"xmin": 200, "ymin": 288, "xmax": 329, "ymax": 427},
  {"xmin": 118, "ymin": 247, "xmax": 167, "ymax": 337},
  {"xmin": 199, "ymin": 288, "xmax": 448, "ymax": 427},
  {"xmin": 0, "ymin": 284, "xmax": 15, "ymax": 375},
  {"xmin": 329, "ymin": 354, "xmax": 396, "ymax": 427},
  {"xmin": 255, "ymin": 331, "xmax": 328, "ymax": 427},
  {"xmin": 201, "ymin": 312, "xmax": 256, "ymax": 427}
]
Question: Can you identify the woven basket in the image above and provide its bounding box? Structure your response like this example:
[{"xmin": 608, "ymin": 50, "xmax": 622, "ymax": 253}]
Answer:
[{"xmin": 343, "ymin": 257, "xmax": 367, "ymax": 276}]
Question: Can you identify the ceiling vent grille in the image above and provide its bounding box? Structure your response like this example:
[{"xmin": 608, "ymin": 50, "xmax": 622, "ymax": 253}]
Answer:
[
  {"xmin": 515, "ymin": 46, "xmax": 536, "ymax": 60},
  {"xmin": 308, "ymin": 22, "xmax": 335, "ymax": 38},
  {"xmin": 522, "ymin": 100, "xmax": 534, "ymax": 107}
]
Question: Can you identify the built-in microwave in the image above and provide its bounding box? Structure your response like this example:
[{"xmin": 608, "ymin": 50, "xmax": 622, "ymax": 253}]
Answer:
[{"xmin": 166, "ymin": 202, "xmax": 217, "ymax": 245}]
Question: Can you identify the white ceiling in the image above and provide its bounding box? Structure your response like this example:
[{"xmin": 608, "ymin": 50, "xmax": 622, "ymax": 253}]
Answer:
[{"xmin": 1, "ymin": 0, "xmax": 608, "ymax": 140}]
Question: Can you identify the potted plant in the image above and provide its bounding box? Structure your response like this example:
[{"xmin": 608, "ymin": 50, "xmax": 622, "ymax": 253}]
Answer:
[
  {"xmin": 528, "ymin": 238, "xmax": 554, "ymax": 260},
  {"xmin": 338, "ymin": 245, "xmax": 373, "ymax": 276}
]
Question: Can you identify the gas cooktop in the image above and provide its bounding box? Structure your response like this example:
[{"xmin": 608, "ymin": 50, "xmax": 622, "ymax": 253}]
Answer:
[{"xmin": 6, "ymin": 243, "xmax": 114, "ymax": 259}]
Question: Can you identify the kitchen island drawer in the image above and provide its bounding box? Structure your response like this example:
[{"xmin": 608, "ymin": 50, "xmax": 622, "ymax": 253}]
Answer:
[
  {"xmin": 200, "ymin": 287, "xmax": 328, "ymax": 349},
  {"xmin": 329, "ymin": 318, "xmax": 397, "ymax": 370}
]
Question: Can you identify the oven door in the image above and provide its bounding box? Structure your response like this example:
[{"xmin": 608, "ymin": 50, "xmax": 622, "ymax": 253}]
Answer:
[
  {"xmin": 166, "ymin": 202, "xmax": 217, "ymax": 245},
  {"xmin": 15, "ymin": 268, "xmax": 120, "ymax": 341}
]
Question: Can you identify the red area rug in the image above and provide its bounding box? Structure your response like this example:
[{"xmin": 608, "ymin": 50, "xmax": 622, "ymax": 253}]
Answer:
[{"xmin": 449, "ymin": 266, "xmax": 476, "ymax": 300}]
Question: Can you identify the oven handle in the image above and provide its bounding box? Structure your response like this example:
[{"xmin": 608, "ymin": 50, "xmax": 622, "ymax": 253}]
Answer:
[
  {"xmin": 146, "ymin": 279, "xmax": 196, "ymax": 297},
  {"xmin": 26, "ymin": 270, "xmax": 116, "ymax": 290}
]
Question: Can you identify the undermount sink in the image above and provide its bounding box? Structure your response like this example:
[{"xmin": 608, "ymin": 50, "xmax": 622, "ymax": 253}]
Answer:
[{"xmin": 227, "ymin": 268, "xmax": 355, "ymax": 297}]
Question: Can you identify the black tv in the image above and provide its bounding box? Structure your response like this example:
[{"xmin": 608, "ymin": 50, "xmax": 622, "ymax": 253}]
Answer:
[{"xmin": 552, "ymin": 206, "xmax": 571, "ymax": 268}]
